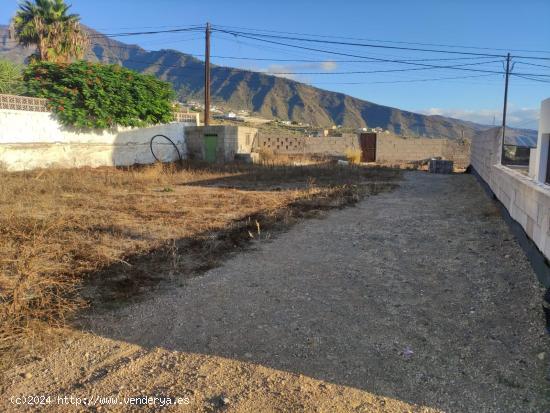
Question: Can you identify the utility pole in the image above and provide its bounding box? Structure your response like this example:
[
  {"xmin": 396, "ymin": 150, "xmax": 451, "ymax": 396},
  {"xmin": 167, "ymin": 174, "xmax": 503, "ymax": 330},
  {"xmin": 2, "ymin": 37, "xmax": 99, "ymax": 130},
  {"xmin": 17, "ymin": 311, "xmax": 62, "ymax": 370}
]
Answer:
[
  {"xmin": 501, "ymin": 52, "xmax": 511, "ymax": 165},
  {"xmin": 204, "ymin": 22, "xmax": 211, "ymax": 126}
]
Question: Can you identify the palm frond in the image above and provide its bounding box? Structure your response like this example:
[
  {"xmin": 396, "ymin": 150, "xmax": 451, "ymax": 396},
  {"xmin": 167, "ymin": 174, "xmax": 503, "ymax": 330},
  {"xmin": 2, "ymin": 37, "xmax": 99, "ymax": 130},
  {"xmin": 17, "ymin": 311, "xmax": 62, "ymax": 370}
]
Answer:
[{"xmin": 11, "ymin": 0, "xmax": 88, "ymax": 62}]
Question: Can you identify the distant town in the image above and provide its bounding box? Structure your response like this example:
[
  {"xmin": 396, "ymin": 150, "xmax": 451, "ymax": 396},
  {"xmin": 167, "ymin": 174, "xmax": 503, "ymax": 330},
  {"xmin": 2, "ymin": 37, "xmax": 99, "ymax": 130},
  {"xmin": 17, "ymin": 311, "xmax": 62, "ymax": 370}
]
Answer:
[{"xmin": 180, "ymin": 99, "xmax": 393, "ymax": 137}]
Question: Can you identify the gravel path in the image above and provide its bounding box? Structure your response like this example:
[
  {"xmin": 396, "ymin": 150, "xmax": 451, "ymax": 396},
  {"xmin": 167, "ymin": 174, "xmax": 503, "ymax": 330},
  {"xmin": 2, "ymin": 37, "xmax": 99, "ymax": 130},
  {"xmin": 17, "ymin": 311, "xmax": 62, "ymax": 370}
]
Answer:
[{"xmin": 2, "ymin": 171, "xmax": 548, "ymax": 412}]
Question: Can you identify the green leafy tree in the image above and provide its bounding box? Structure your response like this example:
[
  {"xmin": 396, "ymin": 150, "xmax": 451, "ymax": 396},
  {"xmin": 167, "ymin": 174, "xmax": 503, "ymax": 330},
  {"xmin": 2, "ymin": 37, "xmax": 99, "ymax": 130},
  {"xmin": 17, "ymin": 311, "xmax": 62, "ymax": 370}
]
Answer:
[
  {"xmin": 11, "ymin": 0, "xmax": 88, "ymax": 63},
  {"xmin": 0, "ymin": 60, "xmax": 26, "ymax": 95},
  {"xmin": 25, "ymin": 61, "xmax": 176, "ymax": 129}
]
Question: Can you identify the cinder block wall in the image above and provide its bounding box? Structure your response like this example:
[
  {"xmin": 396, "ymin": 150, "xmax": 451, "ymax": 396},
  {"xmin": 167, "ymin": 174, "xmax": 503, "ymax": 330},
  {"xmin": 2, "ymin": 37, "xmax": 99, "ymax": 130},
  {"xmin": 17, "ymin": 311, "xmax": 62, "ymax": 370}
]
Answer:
[
  {"xmin": 256, "ymin": 132, "xmax": 470, "ymax": 167},
  {"xmin": 304, "ymin": 135, "xmax": 361, "ymax": 156},
  {"xmin": 443, "ymin": 139, "xmax": 471, "ymax": 169},
  {"xmin": 376, "ymin": 135, "xmax": 470, "ymax": 168},
  {"xmin": 256, "ymin": 134, "xmax": 360, "ymax": 156},
  {"xmin": 0, "ymin": 109, "xmax": 190, "ymax": 171},
  {"xmin": 471, "ymin": 128, "xmax": 550, "ymax": 263}
]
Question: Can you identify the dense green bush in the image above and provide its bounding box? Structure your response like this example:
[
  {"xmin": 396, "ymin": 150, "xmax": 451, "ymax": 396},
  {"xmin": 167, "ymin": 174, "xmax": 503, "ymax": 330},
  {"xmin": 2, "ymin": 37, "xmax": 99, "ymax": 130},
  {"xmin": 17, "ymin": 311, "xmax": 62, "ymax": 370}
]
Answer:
[{"xmin": 25, "ymin": 61, "xmax": 175, "ymax": 129}]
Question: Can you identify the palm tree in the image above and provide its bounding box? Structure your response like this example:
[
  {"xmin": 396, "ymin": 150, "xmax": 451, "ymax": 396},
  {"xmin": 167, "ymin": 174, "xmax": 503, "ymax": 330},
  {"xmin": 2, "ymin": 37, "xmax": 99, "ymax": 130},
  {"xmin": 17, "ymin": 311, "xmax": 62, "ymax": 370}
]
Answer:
[{"xmin": 11, "ymin": 0, "xmax": 88, "ymax": 63}]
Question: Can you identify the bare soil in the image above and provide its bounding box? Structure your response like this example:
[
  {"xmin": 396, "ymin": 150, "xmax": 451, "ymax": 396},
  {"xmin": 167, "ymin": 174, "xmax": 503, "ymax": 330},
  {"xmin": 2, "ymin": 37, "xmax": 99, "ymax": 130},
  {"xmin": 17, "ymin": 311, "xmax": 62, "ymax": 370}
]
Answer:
[{"xmin": 1, "ymin": 171, "xmax": 548, "ymax": 412}]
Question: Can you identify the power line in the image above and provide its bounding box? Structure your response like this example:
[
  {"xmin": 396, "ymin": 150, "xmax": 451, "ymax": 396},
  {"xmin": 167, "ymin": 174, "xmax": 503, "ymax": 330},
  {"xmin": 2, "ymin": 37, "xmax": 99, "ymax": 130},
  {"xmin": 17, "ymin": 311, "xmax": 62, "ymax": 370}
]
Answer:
[
  {"xmin": 1, "ymin": 26, "xmax": 204, "ymax": 44},
  {"xmin": 214, "ymin": 28, "xmax": 506, "ymax": 58},
  {"xmin": 514, "ymin": 74, "xmax": 550, "ymax": 83},
  {"xmin": 213, "ymin": 24, "xmax": 550, "ymax": 55},
  {"xmin": 265, "ymin": 60, "xmax": 503, "ymax": 75},
  {"xmin": 89, "ymin": 38, "xmax": 509, "ymax": 64},
  {"xmin": 84, "ymin": 54, "xmax": 508, "ymax": 86},
  {"xmin": 310, "ymin": 74, "xmax": 499, "ymax": 85},
  {"xmin": 92, "ymin": 24, "xmax": 197, "ymax": 31},
  {"xmin": 6, "ymin": 22, "xmax": 550, "ymax": 61},
  {"xmin": 216, "ymin": 28, "xmax": 550, "ymax": 62},
  {"xmin": 5, "ymin": 23, "xmax": 550, "ymax": 86},
  {"xmin": 515, "ymin": 61, "xmax": 550, "ymax": 70},
  {"xmin": 87, "ymin": 26, "xmax": 204, "ymax": 39},
  {"xmin": 86, "ymin": 54, "xmax": 205, "ymax": 70},
  {"xmin": 204, "ymin": 55, "xmax": 499, "ymax": 63},
  {"xmin": 214, "ymin": 32, "xmax": 509, "ymax": 74},
  {"xmin": 87, "ymin": 53, "xmax": 506, "ymax": 78},
  {"xmin": 214, "ymin": 30, "xmax": 550, "ymax": 78}
]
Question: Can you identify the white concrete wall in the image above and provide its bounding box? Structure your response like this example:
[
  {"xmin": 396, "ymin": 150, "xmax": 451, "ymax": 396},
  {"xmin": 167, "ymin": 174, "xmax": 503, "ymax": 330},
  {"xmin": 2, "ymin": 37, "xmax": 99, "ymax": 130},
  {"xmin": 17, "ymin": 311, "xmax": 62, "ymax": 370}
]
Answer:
[
  {"xmin": 471, "ymin": 109, "xmax": 550, "ymax": 260},
  {"xmin": 534, "ymin": 98, "xmax": 550, "ymax": 183},
  {"xmin": 0, "ymin": 109, "xmax": 193, "ymax": 171}
]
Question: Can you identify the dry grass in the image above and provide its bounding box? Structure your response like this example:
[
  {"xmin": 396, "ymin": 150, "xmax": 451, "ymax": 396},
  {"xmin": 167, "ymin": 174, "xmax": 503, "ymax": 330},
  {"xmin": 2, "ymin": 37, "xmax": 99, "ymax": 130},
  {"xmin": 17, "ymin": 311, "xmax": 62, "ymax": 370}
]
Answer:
[
  {"xmin": 0, "ymin": 161, "xmax": 401, "ymax": 370},
  {"xmin": 256, "ymin": 148, "xmax": 333, "ymax": 166},
  {"xmin": 345, "ymin": 149, "xmax": 363, "ymax": 164}
]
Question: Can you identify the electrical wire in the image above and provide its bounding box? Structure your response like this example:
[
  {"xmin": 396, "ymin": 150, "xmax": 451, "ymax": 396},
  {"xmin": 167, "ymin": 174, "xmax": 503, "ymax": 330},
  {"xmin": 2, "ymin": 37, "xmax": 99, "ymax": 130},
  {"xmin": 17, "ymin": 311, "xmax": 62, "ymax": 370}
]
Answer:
[
  {"xmin": 214, "ymin": 28, "xmax": 506, "ymax": 58},
  {"xmin": 87, "ymin": 26, "xmax": 204, "ymax": 39},
  {"xmin": 309, "ymin": 73, "xmax": 499, "ymax": 85},
  {"xmin": 215, "ymin": 27, "xmax": 550, "ymax": 62},
  {"xmin": 85, "ymin": 53, "xmax": 508, "ymax": 81},
  {"xmin": 4, "ymin": 22, "xmax": 549, "ymax": 85},
  {"xmin": 214, "ymin": 29, "xmax": 550, "ymax": 78},
  {"xmin": 264, "ymin": 60, "xmax": 504, "ymax": 75},
  {"xmin": 513, "ymin": 74, "xmax": 550, "ymax": 83},
  {"xmin": 1, "ymin": 26, "xmax": 204, "ymax": 44},
  {"xmin": 515, "ymin": 61, "xmax": 550, "ymax": 70},
  {"xmin": 213, "ymin": 24, "xmax": 550, "ymax": 55}
]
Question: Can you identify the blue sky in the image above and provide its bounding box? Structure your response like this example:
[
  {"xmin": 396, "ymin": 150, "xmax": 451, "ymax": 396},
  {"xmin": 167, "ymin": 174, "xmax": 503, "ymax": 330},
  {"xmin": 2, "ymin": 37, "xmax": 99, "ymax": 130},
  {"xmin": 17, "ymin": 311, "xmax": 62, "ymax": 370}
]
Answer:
[{"xmin": 2, "ymin": 0, "xmax": 549, "ymax": 129}]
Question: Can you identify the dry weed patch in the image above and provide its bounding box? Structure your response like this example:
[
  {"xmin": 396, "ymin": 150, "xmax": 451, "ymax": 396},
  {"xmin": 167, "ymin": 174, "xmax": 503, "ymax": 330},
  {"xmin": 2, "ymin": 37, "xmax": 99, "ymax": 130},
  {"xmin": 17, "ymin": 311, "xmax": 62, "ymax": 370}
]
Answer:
[{"xmin": 0, "ymin": 161, "xmax": 400, "ymax": 369}]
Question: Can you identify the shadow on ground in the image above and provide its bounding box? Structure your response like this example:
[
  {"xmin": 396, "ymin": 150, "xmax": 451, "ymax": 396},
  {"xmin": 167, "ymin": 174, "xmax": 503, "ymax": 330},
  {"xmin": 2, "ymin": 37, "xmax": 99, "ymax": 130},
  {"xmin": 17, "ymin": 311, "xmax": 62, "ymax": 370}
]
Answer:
[{"xmin": 175, "ymin": 160, "xmax": 402, "ymax": 192}]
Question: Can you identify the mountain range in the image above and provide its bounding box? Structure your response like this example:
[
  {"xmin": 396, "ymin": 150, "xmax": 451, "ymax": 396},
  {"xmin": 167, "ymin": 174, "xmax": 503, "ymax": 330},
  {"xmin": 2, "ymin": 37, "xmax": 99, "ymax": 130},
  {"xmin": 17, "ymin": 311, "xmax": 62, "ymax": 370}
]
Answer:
[{"xmin": 0, "ymin": 24, "xmax": 537, "ymax": 144}]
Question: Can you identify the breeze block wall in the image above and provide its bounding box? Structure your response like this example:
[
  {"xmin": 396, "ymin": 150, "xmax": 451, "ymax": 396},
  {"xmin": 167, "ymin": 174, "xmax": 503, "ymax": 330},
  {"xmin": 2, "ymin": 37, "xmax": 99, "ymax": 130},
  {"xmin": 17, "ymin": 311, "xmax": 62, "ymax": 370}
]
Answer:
[
  {"xmin": 256, "ymin": 133, "xmax": 470, "ymax": 167},
  {"xmin": 256, "ymin": 134, "xmax": 361, "ymax": 156}
]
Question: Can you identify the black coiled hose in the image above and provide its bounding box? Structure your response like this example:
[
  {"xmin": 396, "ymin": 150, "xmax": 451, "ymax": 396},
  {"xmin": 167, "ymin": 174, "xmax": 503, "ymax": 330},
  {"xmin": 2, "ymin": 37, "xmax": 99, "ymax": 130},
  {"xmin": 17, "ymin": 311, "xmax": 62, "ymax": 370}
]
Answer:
[{"xmin": 149, "ymin": 134, "xmax": 183, "ymax": 163}]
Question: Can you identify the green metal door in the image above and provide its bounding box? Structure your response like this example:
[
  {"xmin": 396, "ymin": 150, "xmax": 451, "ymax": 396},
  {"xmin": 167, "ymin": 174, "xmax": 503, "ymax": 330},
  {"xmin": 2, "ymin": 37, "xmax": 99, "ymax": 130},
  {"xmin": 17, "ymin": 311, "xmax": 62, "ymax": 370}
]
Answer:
[{"xmin": 204, "ymin": 134, "xmax": 218, "ymax": 163}]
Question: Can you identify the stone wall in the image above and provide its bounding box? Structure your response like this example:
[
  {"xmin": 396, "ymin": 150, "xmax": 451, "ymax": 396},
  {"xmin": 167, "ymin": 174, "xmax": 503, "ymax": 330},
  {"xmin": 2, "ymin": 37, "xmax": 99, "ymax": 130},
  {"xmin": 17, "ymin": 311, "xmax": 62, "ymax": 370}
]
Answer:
[{"xmin": 0, "ymin": 109, "xmax": 194, "ymax": 171}]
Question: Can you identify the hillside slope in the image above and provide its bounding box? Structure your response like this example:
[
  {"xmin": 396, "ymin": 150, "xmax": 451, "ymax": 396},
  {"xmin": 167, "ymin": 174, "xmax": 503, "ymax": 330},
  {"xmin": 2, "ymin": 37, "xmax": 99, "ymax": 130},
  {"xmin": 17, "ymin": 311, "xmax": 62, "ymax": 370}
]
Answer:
[{"xmin": 0, "ymin": 25, "xmax": 537, "ymax": 142}]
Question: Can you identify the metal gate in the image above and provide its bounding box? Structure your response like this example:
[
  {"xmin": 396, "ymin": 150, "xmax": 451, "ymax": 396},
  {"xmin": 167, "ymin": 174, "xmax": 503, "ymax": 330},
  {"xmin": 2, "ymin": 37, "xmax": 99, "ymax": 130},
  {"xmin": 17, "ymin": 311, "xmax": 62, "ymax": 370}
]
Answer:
[
  {"xmin": 204, "ymin": 134, "xmax": 218, "ymax": 163},
  {"xmin": 359, "ymin": 133, "xmax": 377, "ymax": 162}
]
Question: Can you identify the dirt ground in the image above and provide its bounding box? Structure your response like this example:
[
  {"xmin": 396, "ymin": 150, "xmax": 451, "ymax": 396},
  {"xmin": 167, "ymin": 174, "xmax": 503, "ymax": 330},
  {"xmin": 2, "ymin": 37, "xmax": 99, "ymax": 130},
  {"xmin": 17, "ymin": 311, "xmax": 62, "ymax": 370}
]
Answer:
[
  {"xmin": 1, "ymin": 162, "xmax": 398, "ymax": 367},
  {"xmin": 2, "ymin": 171, "xmax": 549, "ymax": 412}
]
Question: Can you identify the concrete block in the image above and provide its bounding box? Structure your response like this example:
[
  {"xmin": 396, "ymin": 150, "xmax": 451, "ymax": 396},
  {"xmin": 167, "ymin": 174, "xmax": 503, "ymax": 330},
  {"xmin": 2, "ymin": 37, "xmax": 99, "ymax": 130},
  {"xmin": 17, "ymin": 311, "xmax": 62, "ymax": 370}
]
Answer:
[{"xmin": 428, "ymin": 159, "xmax": 453, "ymax": 174}]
